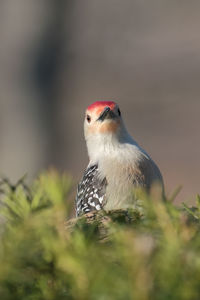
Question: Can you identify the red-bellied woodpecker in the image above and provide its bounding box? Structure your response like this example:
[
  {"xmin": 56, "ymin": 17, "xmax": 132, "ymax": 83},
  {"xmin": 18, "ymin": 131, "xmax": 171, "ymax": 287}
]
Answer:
[{"xmin": 76, "ymin": 101, "xmax": 164, "ymax": 216}]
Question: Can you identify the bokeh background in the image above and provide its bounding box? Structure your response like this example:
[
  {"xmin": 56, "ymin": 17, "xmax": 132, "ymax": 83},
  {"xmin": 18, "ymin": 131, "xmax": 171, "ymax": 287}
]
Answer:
[{"xmin": 0, "ymin": 0, "xmax": 199, "ymax": 203}]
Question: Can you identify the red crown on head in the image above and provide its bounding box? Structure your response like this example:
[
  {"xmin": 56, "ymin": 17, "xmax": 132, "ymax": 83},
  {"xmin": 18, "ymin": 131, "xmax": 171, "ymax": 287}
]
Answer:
[{"xmin": 87, "ymin": 101, "xmax": 116, "ymax": 111}]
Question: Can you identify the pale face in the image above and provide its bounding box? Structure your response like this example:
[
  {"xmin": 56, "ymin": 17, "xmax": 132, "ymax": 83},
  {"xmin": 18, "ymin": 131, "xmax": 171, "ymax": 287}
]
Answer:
[{"xmin": 84, "ymin": 101, "xmax": 122, "ymax": 138}]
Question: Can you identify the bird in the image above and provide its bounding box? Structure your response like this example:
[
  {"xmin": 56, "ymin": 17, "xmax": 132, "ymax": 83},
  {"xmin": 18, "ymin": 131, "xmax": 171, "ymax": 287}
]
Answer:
[{"xmin": 76, "ymin": 101, "xmax": 164, "ymax": 216}]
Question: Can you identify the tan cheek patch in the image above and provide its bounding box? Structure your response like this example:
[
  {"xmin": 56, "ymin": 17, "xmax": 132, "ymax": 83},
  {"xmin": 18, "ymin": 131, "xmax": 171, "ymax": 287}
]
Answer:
[
  {"xmin": 87, "ymin": 121, "xmax": 119, "ymax": 134},
  {"xmin": 99, "ymin": 121, "xmax": 119, "ymax": 133},
  {"xmin": 87, "ymin": 123, "xmax": 98, "ymax": 134}
]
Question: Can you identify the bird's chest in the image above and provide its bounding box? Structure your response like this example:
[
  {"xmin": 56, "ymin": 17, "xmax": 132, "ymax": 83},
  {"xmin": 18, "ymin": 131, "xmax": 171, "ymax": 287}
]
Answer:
[
  {"xmin": 100, "ymin": 160, "xmax": 134, "ymax": 184},
  {"xmin": 98, "ymin": 159, "xmax": 137, "ymax": 209}
]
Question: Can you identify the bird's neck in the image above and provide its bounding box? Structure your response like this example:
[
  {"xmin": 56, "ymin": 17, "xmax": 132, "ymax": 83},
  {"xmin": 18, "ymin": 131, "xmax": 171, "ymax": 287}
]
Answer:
[{"xmin": 86, "ymin": 128, "xmax": 146, "ymax": 167}]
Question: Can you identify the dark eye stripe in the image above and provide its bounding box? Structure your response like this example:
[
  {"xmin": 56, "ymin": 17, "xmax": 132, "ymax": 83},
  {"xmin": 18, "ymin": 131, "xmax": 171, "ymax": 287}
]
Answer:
[{"xmin": 118, "ymin": 108, "xmax": 121, "ymax": 116}]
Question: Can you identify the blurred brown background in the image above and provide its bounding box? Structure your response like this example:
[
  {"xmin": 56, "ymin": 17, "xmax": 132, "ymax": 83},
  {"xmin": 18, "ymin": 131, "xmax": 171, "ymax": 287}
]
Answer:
[{"xmin": 0, "ymin": 0, "xmax": 199, "ymax": 203}]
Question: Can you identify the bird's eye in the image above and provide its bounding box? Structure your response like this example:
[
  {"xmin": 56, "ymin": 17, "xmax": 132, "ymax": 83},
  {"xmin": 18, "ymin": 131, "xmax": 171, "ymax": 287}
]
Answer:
[
  {"xmin": 118, "ymin": 108, "xmax": 121, "ymax": 116},
  {"xmin": 86, "ymin": 115, "xmax": 91, "ymax": 123}
]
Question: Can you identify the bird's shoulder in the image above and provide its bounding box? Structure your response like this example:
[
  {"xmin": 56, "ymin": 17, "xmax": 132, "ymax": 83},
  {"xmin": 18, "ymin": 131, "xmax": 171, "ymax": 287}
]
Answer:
[{"xmin": 133, "ymin": 155, "xmax": 164, "ymax": 190}]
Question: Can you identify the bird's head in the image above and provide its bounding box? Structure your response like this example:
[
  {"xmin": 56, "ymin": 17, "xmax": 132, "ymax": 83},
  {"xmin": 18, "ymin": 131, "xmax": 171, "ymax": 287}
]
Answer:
[
  {"xmin": 84, "ymin": 101, "xmax": 122, "ymax": 139},
  {"xmin": 84, "ymin": 101, "xmax": 137, "ymax": 162}
]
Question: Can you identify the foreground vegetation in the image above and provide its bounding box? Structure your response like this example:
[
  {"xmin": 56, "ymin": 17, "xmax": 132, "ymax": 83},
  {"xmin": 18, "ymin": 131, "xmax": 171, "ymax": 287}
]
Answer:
[{"xmin": 0, "ymin": 171, "xmax": 199, "ymax": 300}]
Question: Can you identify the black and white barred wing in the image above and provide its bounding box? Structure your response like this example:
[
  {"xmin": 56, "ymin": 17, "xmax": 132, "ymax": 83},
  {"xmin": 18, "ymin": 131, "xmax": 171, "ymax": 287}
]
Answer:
[{"xmin": 76, "ymin": 165, "xmax": 107, "ymax": 216}]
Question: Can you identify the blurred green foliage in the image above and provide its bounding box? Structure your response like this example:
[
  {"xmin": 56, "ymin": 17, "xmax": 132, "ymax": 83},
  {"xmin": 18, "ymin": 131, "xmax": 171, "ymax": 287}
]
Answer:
[{"xmin": 0, "ymin": 171, "xmax": 199, "ymax": 300}]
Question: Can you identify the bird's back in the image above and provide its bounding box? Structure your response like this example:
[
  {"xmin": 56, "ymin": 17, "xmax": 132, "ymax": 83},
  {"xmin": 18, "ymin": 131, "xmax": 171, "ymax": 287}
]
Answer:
[{"xmin": 76, "ymin": 164, "xmax": 107, "ymax": 216}]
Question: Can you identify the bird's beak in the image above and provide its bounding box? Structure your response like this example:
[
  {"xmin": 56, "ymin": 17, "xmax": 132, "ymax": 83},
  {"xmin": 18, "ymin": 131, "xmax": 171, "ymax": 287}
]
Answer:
[{"xmin": 97, "ymin": 107, "xmax": 115, "ymax": 122}]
